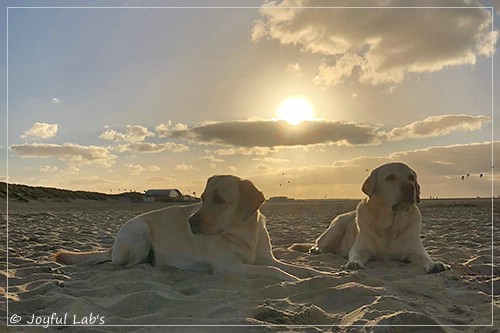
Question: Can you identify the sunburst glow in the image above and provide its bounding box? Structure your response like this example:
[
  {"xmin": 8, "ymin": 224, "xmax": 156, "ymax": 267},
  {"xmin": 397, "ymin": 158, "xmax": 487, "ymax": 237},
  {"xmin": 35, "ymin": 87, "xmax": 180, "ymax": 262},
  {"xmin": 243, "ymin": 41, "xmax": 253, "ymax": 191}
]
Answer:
[{"xmin": 276, "ymin": 96, "xmax": 315, "ymax": 125}]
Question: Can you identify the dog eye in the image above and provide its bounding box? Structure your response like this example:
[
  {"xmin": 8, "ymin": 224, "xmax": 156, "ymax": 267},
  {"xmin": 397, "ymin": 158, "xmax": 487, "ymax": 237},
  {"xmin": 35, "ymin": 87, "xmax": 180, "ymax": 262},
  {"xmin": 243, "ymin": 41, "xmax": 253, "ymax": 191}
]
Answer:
[
  {"xmin": 385, "ymin": 174, "xmax": 396, "ymax": 181},
  {"xmin": 408, "ymin": 174, "xmax": 415, "ymax": 182}
]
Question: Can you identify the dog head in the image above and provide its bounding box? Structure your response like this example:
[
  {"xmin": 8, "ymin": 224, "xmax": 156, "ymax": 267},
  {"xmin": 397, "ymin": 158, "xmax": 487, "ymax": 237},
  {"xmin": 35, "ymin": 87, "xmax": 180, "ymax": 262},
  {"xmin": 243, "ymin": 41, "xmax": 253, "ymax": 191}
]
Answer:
[
  {"xmin": 362, "ymin": 162, "xmax": 421, "ymax": 212},
  {"xmin": 188, "ymin": 175, "xmax": 265, "ymax": 235}
]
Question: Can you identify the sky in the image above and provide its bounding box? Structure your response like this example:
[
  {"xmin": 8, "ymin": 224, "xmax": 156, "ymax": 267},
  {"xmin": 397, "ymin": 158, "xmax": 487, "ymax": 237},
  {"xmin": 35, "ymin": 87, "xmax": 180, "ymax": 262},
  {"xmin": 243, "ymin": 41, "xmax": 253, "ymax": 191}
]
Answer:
[{"xmin": 1, "ymin": 0, "xmax": 499, "ymax": 199}]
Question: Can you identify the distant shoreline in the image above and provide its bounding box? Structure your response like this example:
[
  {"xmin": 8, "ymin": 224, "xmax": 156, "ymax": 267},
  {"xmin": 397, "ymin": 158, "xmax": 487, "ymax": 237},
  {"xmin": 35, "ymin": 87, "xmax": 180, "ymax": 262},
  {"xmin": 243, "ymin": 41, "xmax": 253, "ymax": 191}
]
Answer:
[{"xmin": 1, "ymin": 181, "xmax": 498, "ymax": 204}]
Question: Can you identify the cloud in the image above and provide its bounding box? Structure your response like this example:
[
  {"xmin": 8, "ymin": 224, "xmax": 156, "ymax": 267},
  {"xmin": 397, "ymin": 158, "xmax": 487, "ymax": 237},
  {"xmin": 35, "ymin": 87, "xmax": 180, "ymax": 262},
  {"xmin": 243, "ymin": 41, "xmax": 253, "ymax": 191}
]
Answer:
[
  {"xmin": 167, "ymin": 119, "xmax": 383, "ymax": 147},
  {"xmin": 63, "ymin": 166, "xmax": 80, "ymax": 175},
  {"xmin": 323, "ymin": 141, "xmax": 498, "ymax": 180},
  {"xmin": 213, "ymin": 147, "xmax": 278, "ymax": 156},
  {"xmin": 176, "ymin": 164, "xmax": 198, "ymax": 171},
  {"xmin": 253, "ymin": 0, "xmax": 497, "ymax": 86},
  {"xmin": 325, "ymin": 141, "xmax": 497, "ymax": 180},
  {"xmin": 125, "ymin": 164, "xmax": 161, "ymax": 175},
  {"xmin": 40, "ymin": 165, "xmax": 80, "ymax": 175},
  {"xmin": 156, "ymin": 121, "xmax": 189, "ymax": 137},
  {"xmin": 99, "ymin": 125, "xmax": 156, "ymax": 142},
  {"xmin": 256, "ymin": 163, "xmax": 272, "ymax": 171},
  {"xmin": 146, "ymin": 176, "xmax": 175, "ymax": 183},
  {"xmin": 21, "ymin": 123, "xmax": 58, "ymax": 139},
  {"xmin": 388, "ymin": 114, "xmax": 490, "ymax": 141},
  {"xmin": 313, "ymin": 53, "xmax": 364, "ymax": 86},
  {"xmin": 389, "ymin": 141, "xmax": 498, "ymax": 177},
  {"xmin": 253, "ymin": 157, "xmax": 290, "ymax": 163},
  {"xmin": 200, "ymin": 155, "xmax": 224, "ymax": 163},
  {"xmin": 40, "ymin": 165, "xmax": 59, "ymax": 173},
  {"xmin": 115, "ymin": 142, "xmax": 189, "ymax": 154},
  {"xmin": 286, "ymin": 62, "xmax": 302, "ymax": 76},
  {"xmin": 9, "ymin": 143, "xmax": 116, "ymax": 167}
]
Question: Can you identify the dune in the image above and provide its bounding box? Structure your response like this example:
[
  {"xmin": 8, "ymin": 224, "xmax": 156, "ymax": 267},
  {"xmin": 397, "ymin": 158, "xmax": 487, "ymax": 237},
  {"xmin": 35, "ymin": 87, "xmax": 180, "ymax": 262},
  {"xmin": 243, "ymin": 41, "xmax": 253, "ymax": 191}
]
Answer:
[{"xmin": 1, "ymin": 198, "xmax": 498, "ymax": 331}]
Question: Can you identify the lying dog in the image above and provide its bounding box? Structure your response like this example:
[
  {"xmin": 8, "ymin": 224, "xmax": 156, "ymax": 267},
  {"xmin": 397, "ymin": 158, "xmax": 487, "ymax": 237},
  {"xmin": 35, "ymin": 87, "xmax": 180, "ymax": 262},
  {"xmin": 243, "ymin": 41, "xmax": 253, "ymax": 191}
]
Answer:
[
  {"xmin": 53, "ymin": 175, "xmax": 323, "ymax": 281},
  {"xmin": 290, "ymin": 162, "xmax": 449, "ymax": 274}
]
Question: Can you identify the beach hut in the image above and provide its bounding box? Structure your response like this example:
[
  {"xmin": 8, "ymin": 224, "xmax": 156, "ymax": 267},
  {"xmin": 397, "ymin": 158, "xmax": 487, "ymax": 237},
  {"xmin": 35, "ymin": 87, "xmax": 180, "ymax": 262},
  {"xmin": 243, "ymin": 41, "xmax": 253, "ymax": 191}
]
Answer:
[{"xmin": 144, "ymin": 189, "xmax": 182, "ymax": 202}]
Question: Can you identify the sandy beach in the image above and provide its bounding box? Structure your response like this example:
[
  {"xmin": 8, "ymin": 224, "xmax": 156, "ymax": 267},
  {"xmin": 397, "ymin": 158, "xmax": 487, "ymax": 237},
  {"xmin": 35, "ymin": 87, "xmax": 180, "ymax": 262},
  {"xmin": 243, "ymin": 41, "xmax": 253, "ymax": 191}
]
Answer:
[{"xmin": 1, "ymin": 198, "xmax": 498, "ymax": 332}]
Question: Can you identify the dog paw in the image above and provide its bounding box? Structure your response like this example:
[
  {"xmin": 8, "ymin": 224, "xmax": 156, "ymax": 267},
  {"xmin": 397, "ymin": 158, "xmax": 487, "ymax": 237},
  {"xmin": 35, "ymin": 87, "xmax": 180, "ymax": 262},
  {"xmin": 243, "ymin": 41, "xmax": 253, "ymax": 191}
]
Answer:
[
  {"xmin": 309, "ymin": 246, "xmax": 322, "ymax": 255},
  {"xmin": 425, "ymin": 261, "xmax": 450, "ymax": 274},
  {"xmin": 342, "ymin": 260, "xmax": 366, "ymax": 270}
]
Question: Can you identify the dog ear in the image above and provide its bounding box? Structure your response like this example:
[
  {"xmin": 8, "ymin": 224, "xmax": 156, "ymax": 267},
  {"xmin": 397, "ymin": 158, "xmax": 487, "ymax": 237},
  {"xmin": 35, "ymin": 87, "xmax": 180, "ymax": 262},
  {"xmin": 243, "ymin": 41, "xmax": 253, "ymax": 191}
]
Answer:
[
  {"xmin": 414, "ymin": 172, "xmax": 421, "ymax": 204},
  {"xmin": 237, "ymin": 179, "xmax": 265, "ymax": 221},
  {"xmin": 362, "ymin": 169, "xmax": 378, "ymax": 197}
]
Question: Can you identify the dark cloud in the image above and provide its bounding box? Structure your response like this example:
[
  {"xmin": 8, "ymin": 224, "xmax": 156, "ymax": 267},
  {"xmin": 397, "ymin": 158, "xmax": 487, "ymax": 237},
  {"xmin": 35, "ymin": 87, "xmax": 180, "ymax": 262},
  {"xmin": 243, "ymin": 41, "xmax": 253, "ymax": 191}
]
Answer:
[{"xmin": 168, "ymin": 120, "xmax": 383, "ymax": 147}]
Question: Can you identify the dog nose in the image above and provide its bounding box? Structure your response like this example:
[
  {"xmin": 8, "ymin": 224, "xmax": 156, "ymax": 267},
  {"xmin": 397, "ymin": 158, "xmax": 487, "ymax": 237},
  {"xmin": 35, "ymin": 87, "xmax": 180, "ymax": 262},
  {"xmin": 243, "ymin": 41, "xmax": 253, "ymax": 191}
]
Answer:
[{"xmin": 189, "ymin": 213, "xmax": 201, "ymax": 234}]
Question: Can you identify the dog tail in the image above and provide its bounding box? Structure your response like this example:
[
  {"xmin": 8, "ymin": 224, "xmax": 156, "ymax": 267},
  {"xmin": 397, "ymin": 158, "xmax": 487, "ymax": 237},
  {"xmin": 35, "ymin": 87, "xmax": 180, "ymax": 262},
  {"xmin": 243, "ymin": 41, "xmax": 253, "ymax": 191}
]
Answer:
[
  {"xmin": 288, "ymin": 243, "xmax": 314, "ymax": 252},
  {"xmin": 51, "ymin": 248, "xmax": 112, "ymax": 265}
]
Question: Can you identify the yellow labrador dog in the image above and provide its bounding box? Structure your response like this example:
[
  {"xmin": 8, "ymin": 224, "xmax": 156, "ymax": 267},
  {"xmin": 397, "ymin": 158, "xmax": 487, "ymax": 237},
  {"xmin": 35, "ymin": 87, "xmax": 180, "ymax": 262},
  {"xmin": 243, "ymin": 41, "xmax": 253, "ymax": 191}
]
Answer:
[
  {"xmin": 291, "ymin": 163, "xmax": 449, "ymax": 274},
  {"xmin": 53, "ymin": 175, "xmax": 323, "ymax": 281}
]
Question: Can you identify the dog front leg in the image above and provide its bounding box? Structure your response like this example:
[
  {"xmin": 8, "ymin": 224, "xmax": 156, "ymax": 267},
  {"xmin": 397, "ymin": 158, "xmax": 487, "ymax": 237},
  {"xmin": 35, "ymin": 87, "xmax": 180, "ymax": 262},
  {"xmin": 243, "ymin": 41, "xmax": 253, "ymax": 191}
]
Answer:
[
  {"xmin": 408, "ymin": 242, "xmax": 450, "ymax": 274},
  {"xmin": 312, "ymin": 225, "xmax": 341, "ymax": 254},
  {"xmin": 343, "ymin": 241, "xmax": 370, "ymax": 270}
]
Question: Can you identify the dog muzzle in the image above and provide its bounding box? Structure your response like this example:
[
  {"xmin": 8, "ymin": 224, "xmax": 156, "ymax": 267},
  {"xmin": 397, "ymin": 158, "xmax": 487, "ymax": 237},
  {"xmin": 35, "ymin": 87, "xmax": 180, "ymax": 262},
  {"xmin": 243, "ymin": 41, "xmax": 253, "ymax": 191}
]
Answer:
[{"xmin": 391, "ymin": 200, "xmax": 414, "ymax": 213}]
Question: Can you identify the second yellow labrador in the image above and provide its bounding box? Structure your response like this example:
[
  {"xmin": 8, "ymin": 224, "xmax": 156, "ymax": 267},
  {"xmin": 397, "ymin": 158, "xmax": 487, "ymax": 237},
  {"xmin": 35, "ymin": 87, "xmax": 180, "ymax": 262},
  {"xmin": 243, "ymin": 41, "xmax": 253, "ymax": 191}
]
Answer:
[
  {"xmin": 291, "ymin": 162, "xmax": 449, "ymax": 274},
  {"xmin": 53, "ymin": 175, "xmax": 324, "ymax": 281}
]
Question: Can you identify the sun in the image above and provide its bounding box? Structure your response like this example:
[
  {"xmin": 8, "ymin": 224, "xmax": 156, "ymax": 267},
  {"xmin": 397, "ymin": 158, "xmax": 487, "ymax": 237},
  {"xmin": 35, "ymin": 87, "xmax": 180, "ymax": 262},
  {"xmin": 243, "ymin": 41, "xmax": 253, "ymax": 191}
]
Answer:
[{"xmin": 276, "ymin": 96, "xmax": 315, "ymax": 126}]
